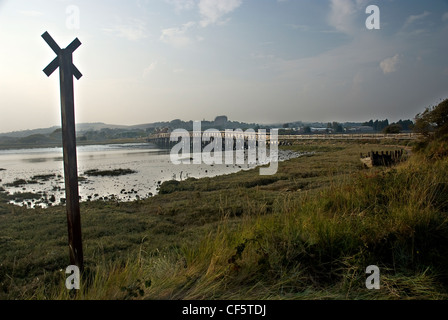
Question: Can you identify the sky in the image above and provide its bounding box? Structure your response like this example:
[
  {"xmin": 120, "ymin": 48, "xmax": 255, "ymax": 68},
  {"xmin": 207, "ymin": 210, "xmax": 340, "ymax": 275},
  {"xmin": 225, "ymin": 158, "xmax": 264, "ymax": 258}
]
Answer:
[{"xmin": 0, "ymin": 0, "xmax": 448, "ymax": 133}]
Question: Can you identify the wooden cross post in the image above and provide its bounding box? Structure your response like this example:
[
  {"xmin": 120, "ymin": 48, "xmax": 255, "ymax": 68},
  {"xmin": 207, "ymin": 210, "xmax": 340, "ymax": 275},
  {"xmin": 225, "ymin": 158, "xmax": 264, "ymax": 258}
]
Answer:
[{"xmin": 42, "ymin": 31, "xmax": 84, "ymax": 271}]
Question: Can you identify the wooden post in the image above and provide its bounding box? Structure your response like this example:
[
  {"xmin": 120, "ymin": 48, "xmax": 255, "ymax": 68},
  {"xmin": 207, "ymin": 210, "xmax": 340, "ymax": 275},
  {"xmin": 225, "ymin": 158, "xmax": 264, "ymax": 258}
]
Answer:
[{"xmin": 42, "ymin": 31, "xmax": 84, "ymax": 271}]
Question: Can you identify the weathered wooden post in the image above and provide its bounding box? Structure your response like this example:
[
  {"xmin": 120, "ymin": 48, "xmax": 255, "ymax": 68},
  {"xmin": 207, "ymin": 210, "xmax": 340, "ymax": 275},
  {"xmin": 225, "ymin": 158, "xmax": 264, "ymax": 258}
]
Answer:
[{"xmin": 42, "ymin": 31, "xmax": 84, "ymax": 271}]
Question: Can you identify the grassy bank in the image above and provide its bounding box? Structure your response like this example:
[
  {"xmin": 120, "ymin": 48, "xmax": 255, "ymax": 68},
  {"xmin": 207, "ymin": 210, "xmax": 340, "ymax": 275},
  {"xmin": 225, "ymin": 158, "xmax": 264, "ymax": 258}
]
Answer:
[{"xmin": 1, "ymin": 140, "xmax": 447, "ymax": 300}]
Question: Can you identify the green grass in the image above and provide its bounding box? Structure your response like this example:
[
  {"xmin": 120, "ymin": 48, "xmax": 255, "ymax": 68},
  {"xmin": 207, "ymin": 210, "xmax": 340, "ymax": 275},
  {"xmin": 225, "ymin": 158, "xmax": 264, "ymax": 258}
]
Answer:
[{"xmin": 1, "ymin": 140, "xmax": 447, "ymax": 300}]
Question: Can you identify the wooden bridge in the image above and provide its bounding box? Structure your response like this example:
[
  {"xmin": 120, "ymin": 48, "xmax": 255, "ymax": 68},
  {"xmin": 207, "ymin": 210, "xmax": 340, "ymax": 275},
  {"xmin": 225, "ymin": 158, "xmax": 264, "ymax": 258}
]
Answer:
[{"xmin": 147, "ymin": 132, "xmax": 418, "ymax": 148}]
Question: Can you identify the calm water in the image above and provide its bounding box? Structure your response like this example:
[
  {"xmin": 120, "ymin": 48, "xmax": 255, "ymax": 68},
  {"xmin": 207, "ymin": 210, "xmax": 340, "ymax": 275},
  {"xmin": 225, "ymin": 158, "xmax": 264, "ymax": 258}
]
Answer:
[{"xmin": 0, "ymin": 143, "xmax": 301, "ymax": 208}]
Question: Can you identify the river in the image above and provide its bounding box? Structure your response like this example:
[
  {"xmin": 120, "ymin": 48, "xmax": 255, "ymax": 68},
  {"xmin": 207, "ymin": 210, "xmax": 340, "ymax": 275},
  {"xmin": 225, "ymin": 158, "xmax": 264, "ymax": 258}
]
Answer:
[{"xmin": 0, "ymin": 142, "xmax": 302, "ymax": 208}]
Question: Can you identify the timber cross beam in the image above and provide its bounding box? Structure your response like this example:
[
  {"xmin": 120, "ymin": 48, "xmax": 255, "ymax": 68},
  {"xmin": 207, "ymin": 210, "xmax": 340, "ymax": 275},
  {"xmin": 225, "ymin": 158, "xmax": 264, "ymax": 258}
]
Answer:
[
  {"xmin": 42, "ymin": 31, "xmax": 84, "ymax": 272},
  {"xmin": 42, "ymin": 31, "xmax": 82, "ymax": 79}
]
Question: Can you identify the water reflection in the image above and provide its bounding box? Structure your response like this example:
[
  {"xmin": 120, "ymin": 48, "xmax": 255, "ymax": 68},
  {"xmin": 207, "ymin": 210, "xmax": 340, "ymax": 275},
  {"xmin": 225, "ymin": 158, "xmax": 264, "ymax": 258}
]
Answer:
[
  {"xmin": 1, "ymin": 142, "xmax": 302, "ymax": 209},
  {"xmin": 22, "ymin": 158, "xmax": 49, "ymax": 163},
  {"xmin": 0, "ymin": 143, "xmax": 245, "ymax": 208}
]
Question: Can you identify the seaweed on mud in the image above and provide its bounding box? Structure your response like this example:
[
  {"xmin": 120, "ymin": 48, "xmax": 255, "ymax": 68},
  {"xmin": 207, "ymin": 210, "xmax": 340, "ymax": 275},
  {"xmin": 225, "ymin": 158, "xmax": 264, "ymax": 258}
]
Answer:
[{"xmin": 84, "ymin": 168, "xmax": 137, "ymax": 177}]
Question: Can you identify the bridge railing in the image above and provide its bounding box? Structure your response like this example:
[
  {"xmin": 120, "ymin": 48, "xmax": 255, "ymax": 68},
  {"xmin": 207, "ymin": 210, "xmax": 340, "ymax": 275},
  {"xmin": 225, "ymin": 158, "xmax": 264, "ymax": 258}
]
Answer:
[
  {"xmin": 279, "ymin": 133, "xmax": 417, "ymax": 140},
  {"xmin": 147, "ymin": 132, "xmax": 419, "ymax": 141}
]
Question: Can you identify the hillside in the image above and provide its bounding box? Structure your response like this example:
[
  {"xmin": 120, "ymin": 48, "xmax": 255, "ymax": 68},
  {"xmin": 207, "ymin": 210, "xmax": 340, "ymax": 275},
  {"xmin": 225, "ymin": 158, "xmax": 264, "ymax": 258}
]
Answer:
[
  {"xmin": 0, "ymin": 123, "xmax": 134, "ymax": 138},
  {"xmin": 0, "ymin": 118, "xmax": 265, "ymax": 149}
]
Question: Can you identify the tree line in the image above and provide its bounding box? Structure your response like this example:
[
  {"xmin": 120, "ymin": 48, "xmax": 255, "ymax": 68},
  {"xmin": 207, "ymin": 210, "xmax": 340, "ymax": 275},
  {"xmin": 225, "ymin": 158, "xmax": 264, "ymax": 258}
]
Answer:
[{"xmin": 363, "ymin": 119, "xmax": 414, "ymax": 133}]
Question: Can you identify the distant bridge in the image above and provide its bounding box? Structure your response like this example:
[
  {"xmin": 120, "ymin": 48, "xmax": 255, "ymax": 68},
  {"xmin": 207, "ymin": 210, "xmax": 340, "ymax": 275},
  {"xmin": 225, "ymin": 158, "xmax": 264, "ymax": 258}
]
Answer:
[
  {"xmin": 147, "ymin": 131, "xmax": 418, "ymax": 148},
  {"xmin": 274, "ymin": 132, "xmax": 418, "ymax": 141}
]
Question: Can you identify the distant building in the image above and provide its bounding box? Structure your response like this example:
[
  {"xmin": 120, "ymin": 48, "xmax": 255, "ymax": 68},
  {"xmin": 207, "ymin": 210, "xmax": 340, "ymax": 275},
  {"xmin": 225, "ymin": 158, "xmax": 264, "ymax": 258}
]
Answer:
[
  {"xmin": 310, "ymin": 127, "xmax": 328, "ymax": 133},
  {"xmin": 346, "ymin": 126, "xmax": 374, "ymax": 133}
]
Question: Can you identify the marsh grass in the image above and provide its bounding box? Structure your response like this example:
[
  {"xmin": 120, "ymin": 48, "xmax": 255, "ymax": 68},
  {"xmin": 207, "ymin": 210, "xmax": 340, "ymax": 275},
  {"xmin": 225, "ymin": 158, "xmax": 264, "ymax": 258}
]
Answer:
[
  {"xmin": 1, "ymin": 141, "xmax": 447, "ymax": 299},
  {"xmin": 84, "ymin": 168, "xmax": 137, "ymax": 177}
]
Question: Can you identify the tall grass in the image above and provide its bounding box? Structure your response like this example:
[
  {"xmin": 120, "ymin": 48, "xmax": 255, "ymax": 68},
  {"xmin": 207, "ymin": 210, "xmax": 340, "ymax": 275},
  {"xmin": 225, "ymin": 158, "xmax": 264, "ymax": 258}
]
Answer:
[
  {"xmin": 2, "ymin": 141, "xmax": 447, "ymax": 299},
  {"xmin": 140, "ymin": 154, "xmax": 448, "ymax": 300}
]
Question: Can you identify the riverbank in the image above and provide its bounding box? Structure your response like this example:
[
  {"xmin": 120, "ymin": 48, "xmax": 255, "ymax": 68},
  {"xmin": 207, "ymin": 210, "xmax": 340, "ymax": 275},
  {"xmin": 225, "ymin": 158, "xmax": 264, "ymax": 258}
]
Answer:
[{"xmin": 1, "ymin": 140, "xmax": 447, "ymax": 300}]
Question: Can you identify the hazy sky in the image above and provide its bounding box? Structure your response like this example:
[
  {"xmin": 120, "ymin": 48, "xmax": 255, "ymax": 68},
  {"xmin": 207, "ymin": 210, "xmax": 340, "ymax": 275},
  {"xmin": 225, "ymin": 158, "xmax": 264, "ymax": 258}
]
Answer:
[{"xmin": 1, "ymin": 0, "xmax": 448, "ymax": 133}]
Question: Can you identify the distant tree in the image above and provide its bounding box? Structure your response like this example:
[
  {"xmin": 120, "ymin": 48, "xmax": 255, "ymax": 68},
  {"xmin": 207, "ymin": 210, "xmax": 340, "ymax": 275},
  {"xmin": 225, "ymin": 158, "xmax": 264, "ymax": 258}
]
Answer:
[
  {"xmin": 366, "ymin": 119, "xmax": 389, "ymax": 132},
  {"xmin": 395, "ymin": 119, "xmax": 414, "ymax": 131},
  {"xmin": 332, "ymin": 122, "xmax": 343, "ymax": 133},
  {"xmin": 366, "ymin": 120, "xmax": 374, "ymax": 128},
  {"xmin": 170, "ymin": 119, "xmax": 183, "ymax": 126},
  {"xmin": 365, "ymin": 119, "xmax": 413, "ymax": 131},
  {"xmin": 383, "ymin": 124, "xmax": 402, "ymax": 134},
  {"xmin": 303, "ymin": 126, "xmax": 311, "ymax": 134}
]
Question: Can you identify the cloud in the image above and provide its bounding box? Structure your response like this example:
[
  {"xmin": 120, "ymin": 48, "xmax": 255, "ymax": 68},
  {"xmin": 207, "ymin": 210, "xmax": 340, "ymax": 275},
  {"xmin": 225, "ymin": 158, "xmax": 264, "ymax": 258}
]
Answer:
[
  {"xmin": 198, "ymin": 0, "xmax": 243, "ymax": 27},
  {"xmin": 160, "ymin": 21, "xmax": 196, "ymax": 47},
  {"xmin": 172, "ymin": 68, "xmax": 185, "ymax": 73},
  {"xmin": 404, "ymin": 11, "xmax": 430, "ymax": 28},
  {"xmin": 380, "ymin": 54, "xmax": 401, "ymax": 74},
  {"xmin": 287, "ymin": 24, "xmax": 309, "ymax": 31},
  {"xmin": 327, "ymin": 0, "xmax": 357, "ymax": 34},
  {"xmin": 161, "ymin": 0, "xmax": 242, "ymax": 48},
  {"xmin": 103, "ymin": 19, "xmax": 148, "ymax": 41},
  {"xmin": 443, "ymin": 12, "xmax": 448, "ymax": 22},
  {"xmin": 354, "ymin": 0, "xmax": 369, "ymax": 8},
  {"xmin": 398, "ymin": 11, "xmax": 432, "ymax": 36},
  {"xmin": 165, "ymin": 0, "xmax": 196, "ymax": 13},
  {"xmin": 19, "ymin": 10, "xmax": 43, "ymax": 17},
  {"xmin": 143, "ymin": 62, "xmax": 158, "ymax": 77},
  {"xmin": 327, "ymin": 0, "xmax": 373, "ymax": 35}
]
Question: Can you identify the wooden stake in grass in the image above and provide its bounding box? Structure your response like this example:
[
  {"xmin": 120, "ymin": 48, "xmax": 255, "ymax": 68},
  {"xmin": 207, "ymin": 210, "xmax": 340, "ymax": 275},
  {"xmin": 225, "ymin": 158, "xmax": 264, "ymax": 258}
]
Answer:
[{"xmin": 42, "ymin": 31, "xmax": 84, "ymax": 272}]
